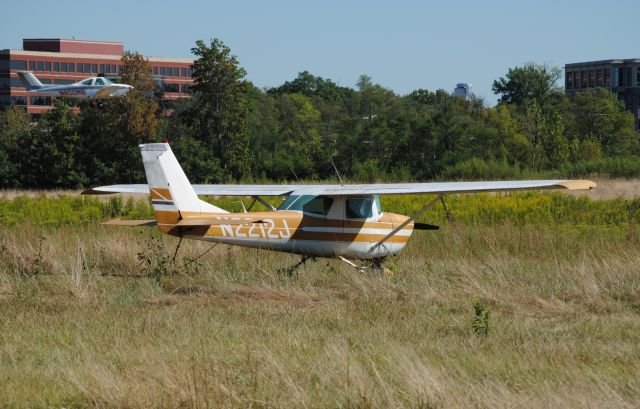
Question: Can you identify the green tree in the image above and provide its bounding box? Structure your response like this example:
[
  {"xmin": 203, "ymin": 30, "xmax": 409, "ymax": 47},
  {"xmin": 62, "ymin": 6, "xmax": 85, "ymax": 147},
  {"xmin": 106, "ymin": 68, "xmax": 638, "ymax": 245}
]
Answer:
[
  {"xmin": 186, "ymin": 38, "xmax": 252, "ymax": 181},
  {"xmin": 78, "ymin": 51, "xmax": 161, "ymax": 184},
  {"xmin": 121, "ymin": 51, "xmax": 156, "ymax": 94},
  {"xmin": 17, "ymin": 101, "xmax": 84, "ymax": 187},
  {"xmin": 0, "ymin": 107, "xmax": 30, "ymax": 185},
  {"xmin": 567, "ymin": 88, "xmax": 639, "ymax": 156},
  {"xmin": 492, "ymin": 63, "xmax": 563, "ymax": 110}
]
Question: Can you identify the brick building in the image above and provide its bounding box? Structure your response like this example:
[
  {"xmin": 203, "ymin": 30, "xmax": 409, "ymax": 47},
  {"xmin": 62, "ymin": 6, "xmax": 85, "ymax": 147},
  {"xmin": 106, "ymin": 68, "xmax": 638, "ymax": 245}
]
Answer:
[
  {"xmin": 0, "ymin": 38, "xmax": 194, "ymax": 117},
  {"xmin": 565, "ymin": 59, "xmax": 640, "ymax": 129}
]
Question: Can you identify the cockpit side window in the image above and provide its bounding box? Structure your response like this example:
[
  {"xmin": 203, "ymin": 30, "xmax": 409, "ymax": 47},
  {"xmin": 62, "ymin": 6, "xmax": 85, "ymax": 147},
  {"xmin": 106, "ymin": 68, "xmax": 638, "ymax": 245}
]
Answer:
[
  {"xmin": 81, "ymin": 79, "xmax": 93, "ymax": 86},
  {"xmin": 346, "ymin": 197, "xmax": 374, "ymax": 219},
  {"xmin": 278, "ymin": 195, "xmax": 333, "ymax": 216},
  {"xmin": 95, "ymin": 78, "xmax": 105, "ymax": 86}
]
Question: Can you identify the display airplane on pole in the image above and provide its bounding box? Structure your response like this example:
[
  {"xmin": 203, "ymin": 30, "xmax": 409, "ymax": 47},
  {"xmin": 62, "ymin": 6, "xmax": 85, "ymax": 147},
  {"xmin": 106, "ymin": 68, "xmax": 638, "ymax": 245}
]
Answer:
[
  {"xmin": 85, "ymin": 143, "xmax": 596, "ymax": 270},
  {"xmin": 17, "ymin": 71, "xmax": 133, "ymax": 99}
]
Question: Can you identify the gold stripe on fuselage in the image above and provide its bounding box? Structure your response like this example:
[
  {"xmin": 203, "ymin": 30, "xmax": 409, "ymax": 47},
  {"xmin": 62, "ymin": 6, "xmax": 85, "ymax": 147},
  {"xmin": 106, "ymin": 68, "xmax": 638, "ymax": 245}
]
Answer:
[{"xmin": 153, "ymin": 210, "xmax": 412, "ymax": 244}]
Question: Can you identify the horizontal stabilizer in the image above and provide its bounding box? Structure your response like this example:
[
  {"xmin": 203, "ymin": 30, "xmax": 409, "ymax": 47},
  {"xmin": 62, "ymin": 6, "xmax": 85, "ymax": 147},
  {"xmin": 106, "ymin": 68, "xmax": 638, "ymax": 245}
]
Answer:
[
  {"xmin": 414, "ymin": 223, "xmax": 439, "ymax": 231},
  {"xmin": 176, "ymin": 218, "xmax": 265, "ymax": 227},
  {"xmin": 102, "ymin": 219, "xmax": 157, "ymax": 227}
]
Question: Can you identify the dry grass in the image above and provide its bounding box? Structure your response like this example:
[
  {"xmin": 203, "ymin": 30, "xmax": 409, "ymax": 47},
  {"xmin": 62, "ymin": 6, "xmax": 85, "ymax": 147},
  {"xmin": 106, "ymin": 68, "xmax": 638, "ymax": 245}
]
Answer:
[{"xmin": 0, "ymin": 221, "xmax": 639, "ymax": 408}]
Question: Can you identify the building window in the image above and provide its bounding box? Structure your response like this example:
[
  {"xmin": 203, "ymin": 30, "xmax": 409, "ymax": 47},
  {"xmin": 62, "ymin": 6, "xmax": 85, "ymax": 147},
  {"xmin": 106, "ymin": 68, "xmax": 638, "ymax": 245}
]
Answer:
[
  {"xmin": 29, "ymin": 96, "xmax": 51, "ymax": 106},
  {"xmin": 637, "ymin": 67, "xmax": 640, "ymax": 86},
  {"xmin": 153, "ymin": 66, "xmax": 158, "ymax": 76},
  {"xmin": 596, "ymin": 69, "xmax": 603, "ymax": 87},
  {"xmin": 40, "ymin": 79, "xmax": 52, "ymax": 84},
  {"xmin": 618, "ymin": 68, "xmax": 624, "ymax": 87},
  {"xmin": 69, "ymin": 63, "xmax": 75, "ymax": 72},
  {"xmin": 188, "ymin": 67, "xmax": 193, "ymax": 77},
  {"xmin": 44, "ymin": 62, "xmax": 51, "ymax": 71},
  {"xmin": 29, "ymin": 61, "xmax": 35, "ymax": 70},
  {"xmin": 10, "ymin": 60, "xmax": 27, "ymax": 70},
  {"xmin": 626, "ymin": 67, "xmax": 633, "ymax": 87},
  {"xmin": 53, "ymin": 62, "xmax": 59, "ymax": 72},
  {"xmin": 182, "ymin": 84, "xmax": 193, "ymax": 94},
  {"xmin": 581, "ymin": 71, "xmax": 587, "ymax": 88},
  {"xmin": 37, "ymin": 61, "xmax": 44, "ymax": 71},
  {"xmin": 84, "ymin": 64, "xmax": 90, "ymax": 73},
  {"xmin": 160, "ymin": 67, "xmax": 165, "ymax": 76},
  {"xmin": 100, "ymin": 64, "xmax": 105, "ymax": 74},
  {"xmin": 172, "ymin": 67, "xmax": 179, "ymax": 76},
  {"xmin": 92, "ymin": 64, "xmax": 98, "ymax": 73},
  {"xmin": 566, "ymin": 72, "xmax": 572, "ymax": 89},
  {"xmin": 181, "ymin": 67, "xmax": 187, "ymax": 77},
  {"xmin": 55, "ymin": 79, "xmax": 74, "ymax": 85},
  {"xmin": 604, "ymin": 69, "xmax": 611, "ymax": 88},
  {"xmin": 77, "ymin": 64, "xmax": 83, "ymax": 73},
  {"xmin": 111, "ymin": 64, "xmax": 116, "ymax": 74},
  {"xmin": 61, "ymin": 62, "xmax": 67, "ymax": 72},
  {"xmin": 11, "ymin": 96, "xmax": 27, "ymax": 106},
  {"xmin": 164, "ymin": 83, "xmax": 179, "ymax": 93},
  {"xmin": 118, "ymin": 65, "xmax": 123, "ymax": 74}
]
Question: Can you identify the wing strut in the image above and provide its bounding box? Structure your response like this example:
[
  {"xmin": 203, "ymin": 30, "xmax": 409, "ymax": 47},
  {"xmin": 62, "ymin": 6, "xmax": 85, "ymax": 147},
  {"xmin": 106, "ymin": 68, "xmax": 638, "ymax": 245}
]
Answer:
[
  {"xmin": 253, "ymin": 195, "xmax": 276, "ymax": 211},
  {"xmin": 369, "ymin": 194, "xmax": 443, "ymax": 253}
]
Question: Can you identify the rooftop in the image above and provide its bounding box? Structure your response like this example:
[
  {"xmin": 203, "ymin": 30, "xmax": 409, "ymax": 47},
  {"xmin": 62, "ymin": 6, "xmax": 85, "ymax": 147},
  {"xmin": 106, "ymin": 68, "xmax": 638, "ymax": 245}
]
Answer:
[{"xmin": 565, "ymin": 58, "xmax": 640, "ymax": 68}]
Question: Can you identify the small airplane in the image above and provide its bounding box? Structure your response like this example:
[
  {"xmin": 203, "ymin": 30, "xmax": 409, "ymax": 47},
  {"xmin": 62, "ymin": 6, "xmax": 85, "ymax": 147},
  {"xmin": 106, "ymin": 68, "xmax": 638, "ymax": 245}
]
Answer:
[
  {"xmin": 16, "ymin": 71, "xmax": 133, "ymax": 98},
  {"xmin": 84, "ymin": 143, "xmax": 596, "ymax": 271}
]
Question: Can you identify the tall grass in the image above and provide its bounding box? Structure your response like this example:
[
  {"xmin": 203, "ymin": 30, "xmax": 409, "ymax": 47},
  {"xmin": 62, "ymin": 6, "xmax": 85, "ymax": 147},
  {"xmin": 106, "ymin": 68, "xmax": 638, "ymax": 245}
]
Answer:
[
  {"xmin": 1, "ymin": 191, "xmax": 640, "ymax": 227},
  {"xmin": 0, "ymin": 202, "xmax": 639, "ymax": 407}
]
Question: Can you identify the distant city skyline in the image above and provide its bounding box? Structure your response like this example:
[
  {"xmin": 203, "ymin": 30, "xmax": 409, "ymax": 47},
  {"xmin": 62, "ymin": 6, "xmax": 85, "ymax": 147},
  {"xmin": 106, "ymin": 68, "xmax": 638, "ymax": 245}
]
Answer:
[{"xmin": 2, "ymin": 0, "xmax": 638, "ymax": 105}]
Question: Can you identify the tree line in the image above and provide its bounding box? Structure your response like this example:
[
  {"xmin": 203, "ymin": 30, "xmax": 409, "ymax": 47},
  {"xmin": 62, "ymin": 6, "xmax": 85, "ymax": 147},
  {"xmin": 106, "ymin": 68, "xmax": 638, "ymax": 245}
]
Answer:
[{"xmin": 1, "ymin": 39, "xmax": 639, "ymax": 188}]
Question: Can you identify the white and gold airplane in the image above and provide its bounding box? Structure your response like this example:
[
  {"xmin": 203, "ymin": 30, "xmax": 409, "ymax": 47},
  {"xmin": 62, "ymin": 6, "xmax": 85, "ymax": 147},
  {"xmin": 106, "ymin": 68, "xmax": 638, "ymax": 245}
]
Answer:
[
  {"xmin": 17, "ymin": 71, "xmax": 133, "ymax": 99},
  {"xmin": 85, "ymin": 143, "xmax": 596, "ymax": 269}
]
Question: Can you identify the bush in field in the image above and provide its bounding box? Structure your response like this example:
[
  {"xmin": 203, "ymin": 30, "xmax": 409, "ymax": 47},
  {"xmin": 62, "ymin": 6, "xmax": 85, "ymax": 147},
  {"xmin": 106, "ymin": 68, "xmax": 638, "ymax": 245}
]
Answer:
[{"xmin": 471, "ymin": 301, "xmax": 490, "ymax": 336}]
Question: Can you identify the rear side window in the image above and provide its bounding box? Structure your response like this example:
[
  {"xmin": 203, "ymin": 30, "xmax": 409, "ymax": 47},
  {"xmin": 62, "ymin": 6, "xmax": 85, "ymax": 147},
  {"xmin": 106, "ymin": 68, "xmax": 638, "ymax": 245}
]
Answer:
[{"xmin": 346, "ymin": 198, "xmax": 373, "ymax": 219}]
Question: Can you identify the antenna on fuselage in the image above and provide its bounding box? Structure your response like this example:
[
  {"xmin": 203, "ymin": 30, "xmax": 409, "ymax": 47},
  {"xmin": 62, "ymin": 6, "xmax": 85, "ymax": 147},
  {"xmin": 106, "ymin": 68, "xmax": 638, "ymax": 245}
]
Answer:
[
  {"xmin": 330, "ymin": 157, "xmax": 344, "ymax": 186},
  {"xmin": 287, "ymin": 162, "xmax": 300, "ymax": 182}
]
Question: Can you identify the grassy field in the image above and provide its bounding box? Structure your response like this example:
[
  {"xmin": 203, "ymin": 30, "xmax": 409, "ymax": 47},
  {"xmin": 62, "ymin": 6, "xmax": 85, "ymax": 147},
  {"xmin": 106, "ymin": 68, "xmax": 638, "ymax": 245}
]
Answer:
[{"xmin": 1, "ymin": 192, "xmax": 639, "ymax": 408}]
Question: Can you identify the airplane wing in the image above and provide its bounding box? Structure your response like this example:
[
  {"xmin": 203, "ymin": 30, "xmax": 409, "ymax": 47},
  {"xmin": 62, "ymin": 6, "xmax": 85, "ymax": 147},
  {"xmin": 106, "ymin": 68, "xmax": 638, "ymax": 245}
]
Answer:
[
  {"xmin": 96, "ymin": 86, "xmax": 122, "ymax": 98},
  {"xmin": 84, "ymin": 180, "xmax": 595, "ymax": 197}
]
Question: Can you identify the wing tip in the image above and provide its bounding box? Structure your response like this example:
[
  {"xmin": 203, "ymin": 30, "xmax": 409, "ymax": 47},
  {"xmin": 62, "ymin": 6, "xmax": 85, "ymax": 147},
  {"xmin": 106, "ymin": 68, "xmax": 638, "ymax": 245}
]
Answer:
[{"xmin": 555, "ymin": 180, "xmax": 597, "ymax": 190}]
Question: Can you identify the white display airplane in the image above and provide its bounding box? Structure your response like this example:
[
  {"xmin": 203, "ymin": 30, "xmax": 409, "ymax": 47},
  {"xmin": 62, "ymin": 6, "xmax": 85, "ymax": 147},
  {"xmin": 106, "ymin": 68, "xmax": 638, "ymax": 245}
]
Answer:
[
  {"xmin": 85, "ymin": 143, "xmax": 596, "ymax": 271},
  {"xmin": 16, "ymin": 71, "xmax": 133, "ymax": 98}
]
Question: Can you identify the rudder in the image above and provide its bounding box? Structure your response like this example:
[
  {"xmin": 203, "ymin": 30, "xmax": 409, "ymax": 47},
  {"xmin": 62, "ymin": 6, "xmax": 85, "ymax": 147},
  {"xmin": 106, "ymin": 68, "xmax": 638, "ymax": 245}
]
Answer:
[
  {"xmin": 139, "ymin": 143, "xmax": 227, "ymax": 228},
  {"xmin": 16, "ymin": 71, "xmax": 44, "ymax": 91}
]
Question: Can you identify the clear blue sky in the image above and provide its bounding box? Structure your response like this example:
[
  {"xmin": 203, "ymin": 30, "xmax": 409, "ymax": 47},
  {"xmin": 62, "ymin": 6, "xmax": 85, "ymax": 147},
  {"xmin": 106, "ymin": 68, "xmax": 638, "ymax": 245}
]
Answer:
[{"xmin": 2, "ymin": 0, "xmax": 637, "ymax": 104}]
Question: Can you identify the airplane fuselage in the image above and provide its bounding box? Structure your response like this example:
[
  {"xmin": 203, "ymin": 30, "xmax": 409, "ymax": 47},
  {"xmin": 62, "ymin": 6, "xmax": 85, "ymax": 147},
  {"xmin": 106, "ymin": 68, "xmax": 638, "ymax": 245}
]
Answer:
[
  {"xmin": 27, "ymin": 85, "xmax": 131, "ymax": 98},
  {"xmin": 155, "ymin": 209, "xmax": 413, "ymax": 259}
]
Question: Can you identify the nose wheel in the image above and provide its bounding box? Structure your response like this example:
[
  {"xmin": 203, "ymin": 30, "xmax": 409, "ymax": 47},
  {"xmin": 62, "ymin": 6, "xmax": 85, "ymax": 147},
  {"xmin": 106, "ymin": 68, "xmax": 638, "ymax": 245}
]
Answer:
[{"xmin": 338, "ymin": 256, "xmax": 391, "ymax": 276}]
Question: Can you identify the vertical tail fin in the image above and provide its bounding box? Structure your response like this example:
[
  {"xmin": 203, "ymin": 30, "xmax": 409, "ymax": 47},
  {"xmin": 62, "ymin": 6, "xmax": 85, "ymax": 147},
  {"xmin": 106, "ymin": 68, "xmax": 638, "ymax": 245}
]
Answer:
[
  {"xmin": 140, "ymin": 143, "xmax": 227, "ymax": 228},
  {"xmin": 16, "ymin": 71, "xmax": 44, "ymax": 91}
]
